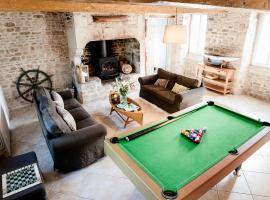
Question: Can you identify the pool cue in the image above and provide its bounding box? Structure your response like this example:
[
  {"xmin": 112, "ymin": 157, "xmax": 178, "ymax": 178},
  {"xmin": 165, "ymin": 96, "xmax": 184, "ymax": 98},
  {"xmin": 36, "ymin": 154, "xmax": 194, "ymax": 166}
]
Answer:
[
  {"xmin": 124, "ymin": 121, "xmax": 168, "ymax": 141},
  {"xmin": 124, "ymin": 110, "xmax": 198, "ymax": 142}
]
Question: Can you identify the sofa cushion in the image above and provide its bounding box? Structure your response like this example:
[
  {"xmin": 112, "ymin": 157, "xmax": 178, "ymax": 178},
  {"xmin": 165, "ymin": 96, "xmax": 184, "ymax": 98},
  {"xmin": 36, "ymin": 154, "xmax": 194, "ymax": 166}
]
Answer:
[
  {"xmin": 142, "ymin": 85, "xmax": 168, "ymax": 95},
  {"xmin": 39, "ymin": 96, "xmax": 55, "ymax": 112},
  {"xmin": 42, "ymin": 107, "xmax": 71, "ymax": 137},
  {"xmin": 153, "ymin": 90, "xmax": 176, "ymax": 104},
  {"xmin": 35, "ymin": 87, "xmax": 51, "ymax": 103},
  {"xmin": 56, "ymin": 106, "xmax": 77, "ymax": 131},
  {"xmin": 64, "ymin": 99, "xmax": 81, "ymax": 111},
  {"xmin": 69, "ymin": 107, "xmax": 90, "ymax": 122},
  {"xmin": 51, "ymin": 91, "xmax": 64, "ymax": 108},
  {"xmin": 142, "ymin": 85, "xmax": 175, "ymax": 104},
  {"xmin": 175, "ymin": 75, "xmax": 199, "ymax": 89},
  {"xmin": 76, "ymin": 118, "xmax": 97, "ymax": 130},
  {"xmin": 157, "ymin": 68, "xmax": 177, "ymax": 89}
]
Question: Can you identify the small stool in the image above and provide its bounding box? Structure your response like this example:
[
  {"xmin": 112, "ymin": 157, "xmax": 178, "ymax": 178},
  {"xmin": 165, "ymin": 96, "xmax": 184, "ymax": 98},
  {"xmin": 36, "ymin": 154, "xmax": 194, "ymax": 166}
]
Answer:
[{"xmin": 0, "ymin": 152, "xmax": 47, "ymax": 200}]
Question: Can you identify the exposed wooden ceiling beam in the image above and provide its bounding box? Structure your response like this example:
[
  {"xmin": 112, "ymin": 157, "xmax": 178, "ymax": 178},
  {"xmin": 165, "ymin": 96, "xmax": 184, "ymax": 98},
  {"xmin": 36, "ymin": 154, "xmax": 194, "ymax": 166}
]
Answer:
[
  {"xmin": 175, "ymin": 0, "xmax": 269, "ymax": 10},
  {"xmin": 0, "ymin": 0, "xmax": 225, "ymax": 14},
  {"xmin": 107, "ymin": 0, "xmax": 269, "ymax": 10}
]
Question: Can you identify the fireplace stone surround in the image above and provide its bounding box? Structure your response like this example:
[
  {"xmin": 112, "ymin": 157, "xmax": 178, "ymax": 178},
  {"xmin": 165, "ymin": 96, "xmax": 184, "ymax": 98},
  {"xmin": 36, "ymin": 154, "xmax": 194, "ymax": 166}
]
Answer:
[
  {"xmin": 82, "ymin": 38, "xmax": 140, "ymax": 79},
  {"xmin": 65, "ymin": 12, "xmax": 145, "ymax": 103}
]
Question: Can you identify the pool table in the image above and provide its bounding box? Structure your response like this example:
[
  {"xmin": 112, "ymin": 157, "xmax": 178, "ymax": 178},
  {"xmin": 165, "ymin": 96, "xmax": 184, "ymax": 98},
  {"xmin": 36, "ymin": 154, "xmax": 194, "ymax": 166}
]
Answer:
[{"xmin": 104, "ymin": 101, "xmax": 270, "ymax": 200}]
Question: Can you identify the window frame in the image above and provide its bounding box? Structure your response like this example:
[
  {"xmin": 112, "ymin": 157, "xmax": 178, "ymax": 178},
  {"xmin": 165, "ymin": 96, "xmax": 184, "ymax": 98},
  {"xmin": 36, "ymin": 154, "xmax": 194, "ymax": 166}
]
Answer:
[
  {"xmin": 251, "ymin": 14, "xmax": 270, "ymax": 68},
  {"xmin": 188, "ymin": 14, "xmax": 208, "ymax": 55}
]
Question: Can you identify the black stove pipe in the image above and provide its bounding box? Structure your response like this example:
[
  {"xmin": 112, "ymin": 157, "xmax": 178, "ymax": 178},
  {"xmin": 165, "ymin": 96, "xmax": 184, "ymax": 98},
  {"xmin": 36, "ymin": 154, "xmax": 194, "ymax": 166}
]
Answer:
[{"xmin": 101, "ymin": 40, "xmax": 107, "ymax": 57}]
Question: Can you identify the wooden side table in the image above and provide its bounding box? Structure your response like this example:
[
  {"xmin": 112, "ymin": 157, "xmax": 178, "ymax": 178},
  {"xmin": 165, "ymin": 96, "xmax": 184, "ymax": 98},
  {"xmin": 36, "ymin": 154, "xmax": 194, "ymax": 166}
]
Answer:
[
  {"xmin": 109, "ymin": 92, "xmax": 143, "ymax": 128},
  {"xmin": 197, "ymin": 63, "xmax": 235, "ymax": 95}
]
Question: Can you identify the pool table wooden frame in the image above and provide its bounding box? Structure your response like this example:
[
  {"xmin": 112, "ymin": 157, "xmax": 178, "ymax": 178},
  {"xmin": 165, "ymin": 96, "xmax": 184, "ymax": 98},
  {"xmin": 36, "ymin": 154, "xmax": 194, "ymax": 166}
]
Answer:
[{"xmin": 104, "ymin": 102, "xmax": 270, "ymax": 200}]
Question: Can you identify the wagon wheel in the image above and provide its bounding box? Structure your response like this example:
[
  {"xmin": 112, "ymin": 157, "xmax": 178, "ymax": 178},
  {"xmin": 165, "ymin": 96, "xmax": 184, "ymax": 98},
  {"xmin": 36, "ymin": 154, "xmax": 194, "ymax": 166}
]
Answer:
[{"xmin": 16, "ymin": 68, "xmax": 53, "ymax": 102}]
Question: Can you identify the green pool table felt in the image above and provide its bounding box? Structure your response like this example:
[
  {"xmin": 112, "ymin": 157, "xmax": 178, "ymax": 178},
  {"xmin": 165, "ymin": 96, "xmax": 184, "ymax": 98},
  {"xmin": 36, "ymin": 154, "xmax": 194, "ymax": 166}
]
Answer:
[{"xmin": 118, "ymin": 105, "xmax": 264, "ymax": 191}]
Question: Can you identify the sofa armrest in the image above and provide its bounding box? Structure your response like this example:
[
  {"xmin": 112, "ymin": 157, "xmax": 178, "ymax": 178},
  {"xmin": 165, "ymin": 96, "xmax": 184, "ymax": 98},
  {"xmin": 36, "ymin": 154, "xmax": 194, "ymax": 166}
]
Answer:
[
  {"xmin": 138, "ymin": 74, "xmax": 158, "ymax": 86},
  {"xmin": 175, "ymin": 94, "xmax": 183, "ymax": 103},
  {"xmin": 174, "ymin": 87, "xmax": 206, "ymax": 104},
  {"xmin": 182, "ymin": 87, "xmax": 206, "ymax": 101},
  {"xmin": 57, "ymin": 90, "xmax": 73, "ymax": 100},
  {"xmin": 51, "ymin": 124, "xmax": 107, "ymax": 153}
]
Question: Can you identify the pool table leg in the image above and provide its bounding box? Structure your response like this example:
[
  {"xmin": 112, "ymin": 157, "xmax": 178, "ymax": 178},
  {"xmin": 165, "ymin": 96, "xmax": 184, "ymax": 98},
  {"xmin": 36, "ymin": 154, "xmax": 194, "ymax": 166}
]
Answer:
[{"xmin": 233, "ymin": 164, "xmax": 242, "ymax": 176}]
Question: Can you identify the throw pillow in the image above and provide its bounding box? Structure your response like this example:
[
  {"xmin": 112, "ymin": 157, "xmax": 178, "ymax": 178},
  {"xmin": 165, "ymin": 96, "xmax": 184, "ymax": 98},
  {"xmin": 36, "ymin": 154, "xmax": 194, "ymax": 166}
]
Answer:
[
  {"xmin": 35, "ymin": 87, "xmax": 51, "ymax": 103},
  {"xmin": 171, "ymin": 83, "xmax": 190, "ymax": 94},
  {"xmin": 157, "ymin": 68, "xmax": 177, "ymax": 89},
  {"xmin": 51, "ymin": 91, "xmax": 64, "ymax": 108},
  {"xmin": 154, "ymin": 78, "xmax": 169, "ymax": 88},
  {"xmin": 56, "ymin": 106, "xmax": 77, "ymax": 131},
  {"xmin": 39, "ymin": 96, "xmax": 55, "ymax": 112}
]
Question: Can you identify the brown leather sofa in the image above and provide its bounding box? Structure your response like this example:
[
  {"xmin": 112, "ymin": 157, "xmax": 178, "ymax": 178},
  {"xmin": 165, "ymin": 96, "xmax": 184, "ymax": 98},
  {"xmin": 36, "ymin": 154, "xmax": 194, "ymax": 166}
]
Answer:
[{"xmin": 139, "ymin": 68, "xmax": 206, "ymax": 113}]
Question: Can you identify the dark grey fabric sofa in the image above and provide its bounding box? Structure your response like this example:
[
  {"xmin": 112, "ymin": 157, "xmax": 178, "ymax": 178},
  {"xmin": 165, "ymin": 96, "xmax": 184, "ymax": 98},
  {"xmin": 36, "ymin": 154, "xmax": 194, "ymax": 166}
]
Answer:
[
  {"xmin": 139, "ymin": 68, "xmax": 206, "ymax": 113},
  {"xmin": 33, "ymin": 87, "xmax": 107, "ymax": 172}
]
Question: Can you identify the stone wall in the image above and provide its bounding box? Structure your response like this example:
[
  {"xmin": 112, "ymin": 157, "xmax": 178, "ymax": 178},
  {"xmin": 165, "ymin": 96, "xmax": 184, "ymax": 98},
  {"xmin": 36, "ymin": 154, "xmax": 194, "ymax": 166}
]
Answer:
[
  {"xmin": 172, "ymin": 11, "xmax": 251, "ymax": 94},
  {"xmin": 244, "ymin": 66, "xmax": 270, "ymax": 101},
  {"xmin": 205, "ymin": 11, "xmax": 250, "ymax": 57},
  {"xmin": 80, "ymin": 73, "xmax": 140, "ymax": 103},
  {"xmin": 111, "ymin": 38, "xmax": 140, "ymax": 72},
  {"xmin": 66, "ymin": 12, "xmax": 146, "ymax": 103},
  {"xmin": 203, "ymin": 10, "xmax": 270, "ymax": 100},
  {"xmin": 205, "ymin": 11, "xmax": 251, "ymax": 94},
  {"xmin": 65, "ymin": 12, "xmax": 146, "ymax": 73},
  {"xmin": 0, "ymin": 12, "xmax": 71, "ymax": 110}
]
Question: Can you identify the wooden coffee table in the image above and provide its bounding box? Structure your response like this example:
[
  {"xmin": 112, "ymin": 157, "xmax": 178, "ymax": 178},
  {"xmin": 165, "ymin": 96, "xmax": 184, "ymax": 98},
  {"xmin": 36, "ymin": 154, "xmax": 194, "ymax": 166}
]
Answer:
[{"xmin": 109, "ymin": 92, "xmax": 143, "ymax": 128}]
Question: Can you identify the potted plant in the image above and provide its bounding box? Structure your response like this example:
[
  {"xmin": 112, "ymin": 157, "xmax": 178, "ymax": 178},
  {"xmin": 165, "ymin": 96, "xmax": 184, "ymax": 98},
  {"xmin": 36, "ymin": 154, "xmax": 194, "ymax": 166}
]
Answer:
[{"xmin": 114, "ymin": 77, "xmax": 132, "ymax": 105}]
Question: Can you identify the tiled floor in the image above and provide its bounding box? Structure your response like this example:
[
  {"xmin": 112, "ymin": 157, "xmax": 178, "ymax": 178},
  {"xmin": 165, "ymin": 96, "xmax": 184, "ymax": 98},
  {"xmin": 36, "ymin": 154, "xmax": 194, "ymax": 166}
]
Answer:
[{"xmin": 9, "ymin": 91, "xmax": 270, "ymax": 200}]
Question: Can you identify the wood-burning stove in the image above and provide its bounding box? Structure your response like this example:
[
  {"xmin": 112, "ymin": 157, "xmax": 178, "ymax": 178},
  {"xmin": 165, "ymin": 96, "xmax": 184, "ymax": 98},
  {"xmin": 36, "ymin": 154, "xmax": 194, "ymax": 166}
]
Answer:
[
  {"xmin": 98, "ymin": 57, "xmax": 118, "ymax": 79},
  {"xmin": 93, "ymin": 40, "xmax": 119, "ymax": 80}
]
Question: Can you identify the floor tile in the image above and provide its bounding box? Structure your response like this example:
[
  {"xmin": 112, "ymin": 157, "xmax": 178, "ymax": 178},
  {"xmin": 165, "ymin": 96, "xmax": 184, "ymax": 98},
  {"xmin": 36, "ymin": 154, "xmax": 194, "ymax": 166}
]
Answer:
[
  {"xmin": 47, "ymin": 189, "xmax": 90, "ymax": 200},
  {"xmin": 242, "ymin": 155, "xmax": 270, "ymax": 173},
  {"xmin": 217, "ymin": 172, "xmax": 251, "ymax": 194},
  {"xmin": 11, "ymin": 121, "xmax": 45, "ymax": 145},
  {"xmin": 253, "ymin": 195, "xmax": 270, "ymax": 200},
  {"xmin": 259, "ymin": 142, "xmax": 270, "ymax": 157},
  {"xmin": 78, "ymin": 156, "xmax": 126, "ymax": 178},
  {"xmin": 47, "ymin": 171, "xmax": 145, "ymax": 200},
  {"xmin": 218, "ymin": 191, "xmax": 253, "ymax": 200},
  {"xmin": 79, "ymin": 174, "xmax": 145, "ymax": 200},
  {"xmin": 9, "ymin": 92, "xmax": 270, "ymax": 200},
  {"xmin": 199, "ymin": 190, "xmax": 219, "ymax": 200},
  {"xmin": 11, "ymin": 141, "xmax": 36, "ymax": 156},
  {"xmin": 244, "ymin": 171, "xmax": 270, "ymax": 196}
]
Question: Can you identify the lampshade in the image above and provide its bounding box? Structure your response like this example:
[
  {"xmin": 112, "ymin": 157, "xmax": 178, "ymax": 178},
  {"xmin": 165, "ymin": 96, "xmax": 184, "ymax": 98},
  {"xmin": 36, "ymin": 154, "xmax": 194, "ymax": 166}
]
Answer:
[{"xmin": 163, "ymin": 25, "xmax": 187, "ymax": 44}]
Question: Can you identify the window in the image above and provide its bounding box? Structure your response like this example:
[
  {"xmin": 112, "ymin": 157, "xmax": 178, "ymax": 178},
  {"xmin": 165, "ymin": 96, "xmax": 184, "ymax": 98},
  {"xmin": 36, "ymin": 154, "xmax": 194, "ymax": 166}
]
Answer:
[
  {"xmin": 146, "ymin": 18, "xmax": 167, "ymax": 73},
  {"xmin": 252, "ymin": 14, "xmax": 270, "ymax": 67},
  {"xmin": 188, "ymin": 14, "xmax": 208, "ymax": 55}
]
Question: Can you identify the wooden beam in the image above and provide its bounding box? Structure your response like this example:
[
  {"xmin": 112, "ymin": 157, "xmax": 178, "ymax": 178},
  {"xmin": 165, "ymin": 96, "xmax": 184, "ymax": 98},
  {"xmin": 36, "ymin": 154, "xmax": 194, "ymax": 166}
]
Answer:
[
  {"xmin": 177, "ymin": 0, "xmax": 269, "ymax": 10},
  {"xmin": 115, "ymin": 0, "xmax": 270, "ymax": 10},
  {"xmin": 0, "ymin": 0, "xmax": 225, "ymax": 14},
  {"xmin": 92, "ymin": 15, "xmax": 128, "ymax": 22}
]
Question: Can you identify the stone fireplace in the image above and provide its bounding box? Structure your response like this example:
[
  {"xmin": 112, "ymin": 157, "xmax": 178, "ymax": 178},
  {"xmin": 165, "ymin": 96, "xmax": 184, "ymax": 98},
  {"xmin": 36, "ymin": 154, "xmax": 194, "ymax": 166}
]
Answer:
[
  {"xmin": 81, "ymin": 38, "xmax": 140, "ymax": 79},
  {"xmin": 65, "ymin": 13, "xmax": 145, "ymax": 103}
]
